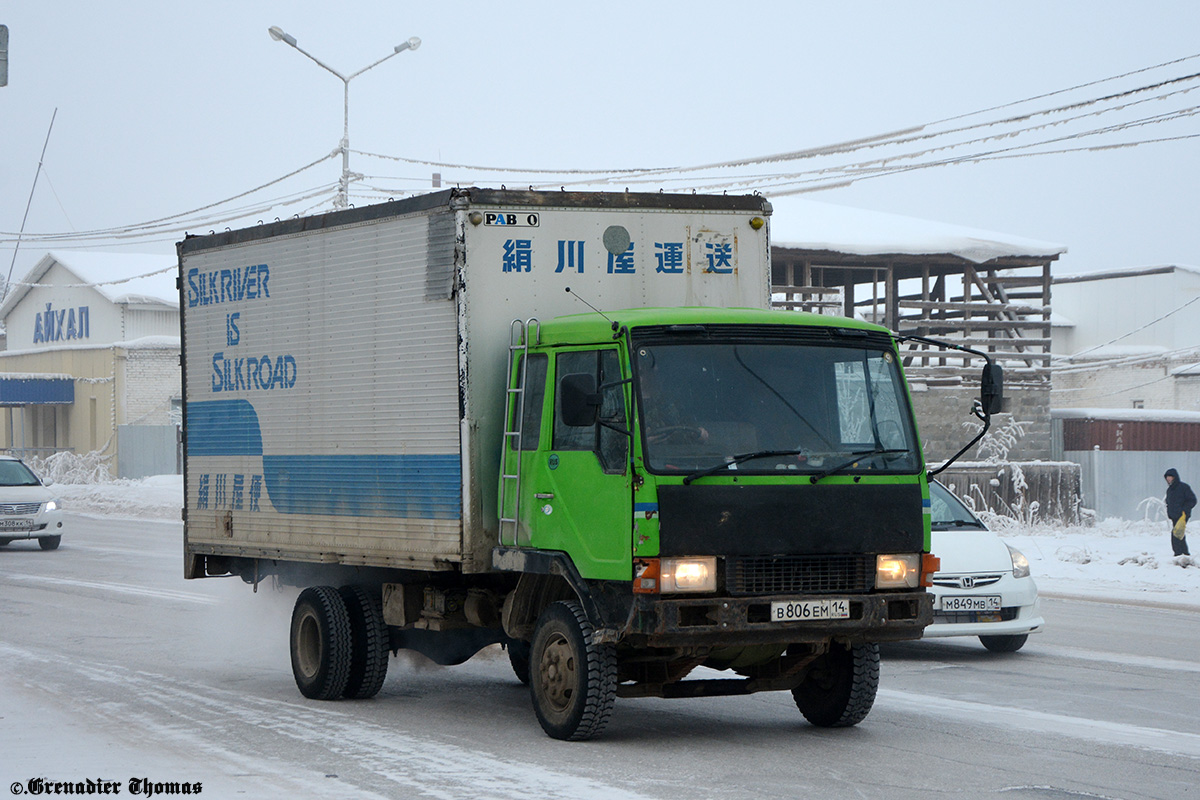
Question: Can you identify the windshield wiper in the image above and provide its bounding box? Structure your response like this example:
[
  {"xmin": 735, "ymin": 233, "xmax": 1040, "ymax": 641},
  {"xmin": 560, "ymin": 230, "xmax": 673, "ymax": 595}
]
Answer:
[
  {"xmin": 683, "ymin": 449, "xmax": 807, "ymax": 485},
  {"xmin": 808, "ymin": 448, "xmax": 910, "ymax": 484}
]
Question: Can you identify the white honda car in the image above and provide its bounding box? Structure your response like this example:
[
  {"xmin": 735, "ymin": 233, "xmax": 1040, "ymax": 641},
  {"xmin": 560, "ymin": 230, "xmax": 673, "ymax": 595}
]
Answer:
[
  {"xmin": 925, "ymin": 480, "xmax": 1043, "ymax": 652},
  {"xmin": 0, "ymin": 456, "xmax": 65, "ymax": 550}
]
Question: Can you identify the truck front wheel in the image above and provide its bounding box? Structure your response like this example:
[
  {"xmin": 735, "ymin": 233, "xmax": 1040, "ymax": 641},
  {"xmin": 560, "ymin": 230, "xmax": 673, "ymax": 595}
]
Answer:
[
  {"xmin": 529, "ymin": 601, "xmax": 617, "ymax": 741},
  {"xmin": 505, "ymin": 638, "xmax": 531, "ymax": 685},
  {"xmin": 791, "ymin": 641, "xmax": 879, "ymax": 728},
  {"xmin": 290, "ymin": 586, "xmax": 354, "ymax": 700}
]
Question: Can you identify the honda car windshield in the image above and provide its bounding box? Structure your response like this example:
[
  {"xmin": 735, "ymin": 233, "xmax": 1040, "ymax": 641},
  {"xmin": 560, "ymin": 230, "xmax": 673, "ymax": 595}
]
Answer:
[{"xmin": 634, "ymin": 339, "xmax": 920, "ymax": 477}]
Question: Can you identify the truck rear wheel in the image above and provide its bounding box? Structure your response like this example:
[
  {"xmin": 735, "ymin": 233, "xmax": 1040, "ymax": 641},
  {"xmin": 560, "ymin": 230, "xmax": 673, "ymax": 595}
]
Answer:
[
  {"xmin": 290, "ymin": 586, "xmax": 354, "ymax": 700},
  {"xmin": 339, "ymin": 585, "xmax": 390, "ymax": 699},
  {"xmin": 791, "ymin": 642, "xmax": 879, "ymax": 728},
  {"xmin": 529, "ymin": 601, "xmax": 616, "ymax": 741}
]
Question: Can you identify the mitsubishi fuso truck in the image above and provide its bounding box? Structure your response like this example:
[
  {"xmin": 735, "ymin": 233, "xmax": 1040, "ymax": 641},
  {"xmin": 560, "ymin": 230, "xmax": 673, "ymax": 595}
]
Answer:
[{"xmin": 179, "ymin": 188, "xmax": 999, "ymax": 740}]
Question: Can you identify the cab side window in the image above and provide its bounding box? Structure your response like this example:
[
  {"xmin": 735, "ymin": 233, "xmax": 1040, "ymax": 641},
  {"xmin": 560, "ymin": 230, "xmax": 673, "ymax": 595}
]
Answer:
[
  {"xmin": 512, "ymin": 354, "xmax": 547, "ymax": 451},
  {"xmin": 553, "ymin": 349, "xmax": 627, "ymax": 473}
]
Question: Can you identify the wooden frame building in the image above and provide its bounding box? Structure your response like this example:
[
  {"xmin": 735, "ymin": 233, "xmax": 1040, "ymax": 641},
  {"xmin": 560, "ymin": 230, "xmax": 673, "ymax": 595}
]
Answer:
[{"xmin": 769, "ymin": 199, "xmax": 1064, "ymax": 461}]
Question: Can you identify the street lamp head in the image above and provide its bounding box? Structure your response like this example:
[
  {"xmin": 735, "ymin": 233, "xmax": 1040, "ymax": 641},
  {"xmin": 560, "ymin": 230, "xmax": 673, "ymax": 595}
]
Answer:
[
  {"xmin": 396, "ymin": 36, "xmax": 421, "ymax": 53},
  {"xmin": 268, "ymin": 26, "xmax": 297, "ymax": 47}
]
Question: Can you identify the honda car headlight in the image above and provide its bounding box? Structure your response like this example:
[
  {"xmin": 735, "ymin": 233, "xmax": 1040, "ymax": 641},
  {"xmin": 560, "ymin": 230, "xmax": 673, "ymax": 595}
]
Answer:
[{"xmin": 1007, "ymin": 544, "xmax": 1031, "ymax": 579}]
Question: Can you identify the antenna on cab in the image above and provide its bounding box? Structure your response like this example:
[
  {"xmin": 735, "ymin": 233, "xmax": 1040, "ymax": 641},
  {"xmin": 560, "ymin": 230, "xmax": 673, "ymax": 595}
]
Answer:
[{"xmin": 564, "ymin": 287, "xmax": 618, "ymax": 330}]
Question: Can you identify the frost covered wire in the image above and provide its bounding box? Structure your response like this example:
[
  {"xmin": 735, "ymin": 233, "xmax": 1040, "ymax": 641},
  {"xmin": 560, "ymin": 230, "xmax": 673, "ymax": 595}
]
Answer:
[
  {"xmin": 0, "ymin": 153, "xmax": 339, "ymax": 247},
  {"xmin": 692, "ymin": 100, "xmax": 1200, "ymax": 193},
  {"xmin": 7, "ymin": 265, "xmax": 176, "ymax": 290},
  {"xmin": 0, "ymin": 183, "xmax": 338, "ymax": 249},
  {"xmin": 365, "ymin": 53, "xmax": 1200, "ymax": 192},
  {"xmin": 352, "ymin": 149, "xmax": 668, "ymax": 175},
  {"xmin": 7, "ymin": 52, "xmax": 1200, "ymax": 247}
]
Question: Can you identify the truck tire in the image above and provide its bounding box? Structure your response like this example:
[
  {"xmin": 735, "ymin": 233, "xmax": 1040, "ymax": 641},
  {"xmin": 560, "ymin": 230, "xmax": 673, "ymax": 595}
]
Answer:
[
  {"xmin": 791, "ymin": 642, "xmax": 879, "ymax": 728},
  {"xmin": 979, "ymin": 633, "xmax": 1028, "ymax": 653},
  {"xmin": 290, "ymin": 586, "xmax": 354, "ymax": 700},
  {"xmin": 339, "ymin": 585, "xmax": 390, "ymax": 699},
  {"xmin": 529, "ymin": 600, "xmax": 617, "ymax": 741},
  {"xmin": 38, "ymin": 535, "xmax": 61, "ymax": 551},
  {"xmin": 506, "ymin": 638, "xmax": 531, "ymax": 685}
]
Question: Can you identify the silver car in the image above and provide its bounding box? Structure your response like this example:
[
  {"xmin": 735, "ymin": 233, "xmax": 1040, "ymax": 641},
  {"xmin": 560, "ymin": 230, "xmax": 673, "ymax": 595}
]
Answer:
[
  {"xmin": 0, "ymin": 456, "xmax": 65, "ymax": 550},
  {"xmin": 925, "ymin": 479, "xmax": 1043, "ymax": 652}
]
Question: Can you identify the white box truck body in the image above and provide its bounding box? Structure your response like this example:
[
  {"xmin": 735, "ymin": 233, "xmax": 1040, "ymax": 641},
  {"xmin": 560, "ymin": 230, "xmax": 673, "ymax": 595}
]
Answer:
[{"xmin": 181, "ymin": 189, "xmax": 770, "ymax": 575}]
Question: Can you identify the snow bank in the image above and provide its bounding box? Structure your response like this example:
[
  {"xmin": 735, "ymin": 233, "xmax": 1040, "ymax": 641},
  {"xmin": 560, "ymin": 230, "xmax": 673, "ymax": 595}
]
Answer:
[
  {"xmin": 1002, "ymin": 516, "xmax": 1200, "ymax": 608},
  {"xmin": 54, "ymin": 476, "xmax": 1200, "ymax": 608},
  {"xmin": 58, "ymin": 475, "xmax": 183, "ymax": 522}
]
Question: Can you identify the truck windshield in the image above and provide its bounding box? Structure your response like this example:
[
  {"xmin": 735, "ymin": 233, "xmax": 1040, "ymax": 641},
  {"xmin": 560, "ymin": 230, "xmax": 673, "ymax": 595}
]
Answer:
[{"xmin": 634, "ymin": 340, "xmax": 920, "ymax": 476}]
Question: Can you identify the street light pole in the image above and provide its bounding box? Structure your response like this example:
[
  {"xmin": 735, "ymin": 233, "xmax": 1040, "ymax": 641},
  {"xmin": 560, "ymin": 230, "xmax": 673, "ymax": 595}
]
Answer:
[{"xmin": 269, "ymin": 26, "xmax": 420, "ymax": 210}]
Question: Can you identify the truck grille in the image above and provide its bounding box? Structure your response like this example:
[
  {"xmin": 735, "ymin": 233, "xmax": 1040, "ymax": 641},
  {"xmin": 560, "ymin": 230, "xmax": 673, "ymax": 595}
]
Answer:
[
  {"xmin": 0, "ymin": 503, "xmax": 41, "ymax": 515},
  {"xmin": 726, "ymin": 555, "xmax": 874, "ymax": 596}
]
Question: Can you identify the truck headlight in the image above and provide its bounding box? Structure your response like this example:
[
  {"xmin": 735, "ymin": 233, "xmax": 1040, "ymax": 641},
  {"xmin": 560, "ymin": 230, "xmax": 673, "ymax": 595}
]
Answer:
[
  {"xmin": 876, "ymin": 554, "xmax": 920, "ymax": 589},
  {"xmin": 661, "ymin": 557, "xmax": 717, "ymax": 594},
  {"xmin": 1007, "ymin": 544, "xmax": 1031, "ymax": 579}
]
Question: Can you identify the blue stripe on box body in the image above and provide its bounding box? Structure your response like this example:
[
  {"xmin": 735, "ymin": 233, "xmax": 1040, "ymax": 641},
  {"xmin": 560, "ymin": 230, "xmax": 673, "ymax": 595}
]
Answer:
[
  {"xmin": 262, "ymin": 454, "xmax": 462, "ymax": 519},
  {"xmin": 188, "ymin": 400, "xmax": 461, "ymax": 519}
]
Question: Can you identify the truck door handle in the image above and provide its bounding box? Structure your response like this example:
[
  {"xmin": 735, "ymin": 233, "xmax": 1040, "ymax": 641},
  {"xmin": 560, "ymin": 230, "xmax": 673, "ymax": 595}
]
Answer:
[{"xmin": 534, "ymin": 493, "xmax": 555, "ymax": 500}]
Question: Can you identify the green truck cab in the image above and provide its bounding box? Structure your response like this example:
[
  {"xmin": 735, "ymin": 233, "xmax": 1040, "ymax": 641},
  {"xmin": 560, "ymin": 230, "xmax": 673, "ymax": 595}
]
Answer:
[{"xmin": 495, "ymin": 307, "xmax": 937, "ymax": 739}]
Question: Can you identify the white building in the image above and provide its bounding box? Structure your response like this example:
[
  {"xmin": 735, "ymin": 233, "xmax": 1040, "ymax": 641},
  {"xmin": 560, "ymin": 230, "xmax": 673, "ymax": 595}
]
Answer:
[
  {"xmin": 1051, "ymin": 265, "xmax": 1200, "ymax": 412},
  {"xmin": 0, "ymin": 251, "xmax": 180, "ymax": 478}
]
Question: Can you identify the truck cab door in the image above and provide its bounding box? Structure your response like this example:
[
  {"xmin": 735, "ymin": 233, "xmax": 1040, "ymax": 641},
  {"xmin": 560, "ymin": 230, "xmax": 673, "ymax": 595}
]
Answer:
[{"xmin": 525, "ymin": 347, "xmax": 632, "ymax": 581}]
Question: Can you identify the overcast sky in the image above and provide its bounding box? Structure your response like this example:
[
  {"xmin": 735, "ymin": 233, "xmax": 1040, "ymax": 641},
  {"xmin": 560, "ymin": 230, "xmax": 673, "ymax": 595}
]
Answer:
[{"xmin": 3, "ymin": 1, "xmax": 1199, "ymax": 285}]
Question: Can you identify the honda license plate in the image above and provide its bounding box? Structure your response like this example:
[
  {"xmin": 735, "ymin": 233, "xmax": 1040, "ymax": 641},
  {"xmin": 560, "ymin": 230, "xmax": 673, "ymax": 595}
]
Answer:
[{"xmin": 940, "ymin": 595, "xmax": 1001, "ymax": 612}]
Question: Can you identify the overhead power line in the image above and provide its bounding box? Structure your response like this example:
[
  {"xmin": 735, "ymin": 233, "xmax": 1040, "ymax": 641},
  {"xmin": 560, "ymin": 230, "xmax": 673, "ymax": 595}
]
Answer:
[{"xmin": 5, "ymin": 51, "xmax": 1200, "ymax": 251}]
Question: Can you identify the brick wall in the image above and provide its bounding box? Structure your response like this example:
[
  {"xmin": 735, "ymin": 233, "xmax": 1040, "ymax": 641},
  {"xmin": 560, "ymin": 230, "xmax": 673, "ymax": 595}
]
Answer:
[
  {"xmin": 121, "ymin": 346, "xmax": 181, "ymax": 426},
  {"xmin": 1053, "ymin": 358, "xmax": 1200, "ymax": 412},
  {"xmin": 911, "ymin": 381, "xmax": 1052, "ymax": 464}
]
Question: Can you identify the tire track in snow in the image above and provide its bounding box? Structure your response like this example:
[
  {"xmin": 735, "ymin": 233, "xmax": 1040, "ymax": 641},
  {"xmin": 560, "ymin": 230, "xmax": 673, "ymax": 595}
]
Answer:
[
  {"xmin": 1, "ymin": 572, "xmax": 219, "ymax": 605},
  {"xmin": 881, "ymin": 688, "xmax": 1200, "ymax": 759},
  {"xmin": 1, "ymin": 643, "xmax": 657, "ymax": 800}
]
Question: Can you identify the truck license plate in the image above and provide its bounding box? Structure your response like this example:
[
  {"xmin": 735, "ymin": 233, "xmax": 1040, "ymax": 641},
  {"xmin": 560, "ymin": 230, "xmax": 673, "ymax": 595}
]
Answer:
[
  {"xmin": 770, "ymin": 599, "xmax": 850, "ymax": 622},
  {"xmin": 940, "ymin": 595, "xmax": 1001, "ymax": 612},
  {"xmin": 0, "ymin": 519, "xmax": 33, "ymax": 531}
]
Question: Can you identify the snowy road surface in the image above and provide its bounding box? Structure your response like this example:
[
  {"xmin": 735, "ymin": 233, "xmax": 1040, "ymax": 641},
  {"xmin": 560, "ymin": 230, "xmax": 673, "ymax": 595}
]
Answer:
[{"xmin": 2, "ymin": 513, "xmax": 1197, "ymax": 800}]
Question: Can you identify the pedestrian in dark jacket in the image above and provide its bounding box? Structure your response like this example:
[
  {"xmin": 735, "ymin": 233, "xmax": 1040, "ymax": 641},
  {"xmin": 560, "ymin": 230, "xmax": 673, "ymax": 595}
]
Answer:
[{"xmin": 1164, "ymin": 468, "xmax": 1195, "ymax": 557}]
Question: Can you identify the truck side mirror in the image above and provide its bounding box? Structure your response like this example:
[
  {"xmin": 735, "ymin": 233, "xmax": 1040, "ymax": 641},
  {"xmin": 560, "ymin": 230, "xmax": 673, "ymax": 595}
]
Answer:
[
  {"xmin": 980, "ymin": 363, "xmax": 1004, "ymax": 417},
  {"xmin": 560, "ymin": 373, "xmax": 601, "ymax": 427}
]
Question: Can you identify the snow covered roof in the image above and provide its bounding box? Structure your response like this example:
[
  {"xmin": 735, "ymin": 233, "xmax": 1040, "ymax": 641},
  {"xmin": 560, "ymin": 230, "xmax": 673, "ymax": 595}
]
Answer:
[
  {"xmin": 769, "ymin": 197, "xmax": 1067, "ymax": 264},
  {"xmin": 1056, "ymin": 344, "xmax": 1170, "ymax": 361},
  {"xmin": 1053, "ymin": 264, "xmax": 1200, "ymax": 284},
  {"xmin": 0, "ymin": 251, "xmax": 177, "ymax": 319},
  {"xmin": 1052, "ymin": 407, "xmax": 1200, "ymax": 423}
]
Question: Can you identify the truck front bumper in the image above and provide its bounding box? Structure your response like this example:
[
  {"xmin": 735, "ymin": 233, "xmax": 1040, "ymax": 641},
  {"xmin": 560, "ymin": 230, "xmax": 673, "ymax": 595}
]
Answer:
[{"xmin": 599, "ymin": 590, "xmax": 934, "ymax": 647}]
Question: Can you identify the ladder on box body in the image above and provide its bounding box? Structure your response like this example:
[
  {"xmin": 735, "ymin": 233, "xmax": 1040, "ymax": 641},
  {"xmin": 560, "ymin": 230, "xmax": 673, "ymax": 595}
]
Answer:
[{"xmin": 498, "ymin": 318, "xmax": 538, "ymax": 546}]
